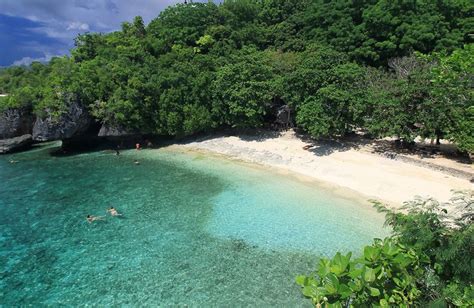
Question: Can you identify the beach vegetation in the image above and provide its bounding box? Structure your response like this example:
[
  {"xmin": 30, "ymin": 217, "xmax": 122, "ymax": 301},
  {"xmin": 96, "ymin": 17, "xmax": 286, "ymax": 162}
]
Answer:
[{"xmin": 297, "ymin": 191, "xmax": 474, "ymax": 307}]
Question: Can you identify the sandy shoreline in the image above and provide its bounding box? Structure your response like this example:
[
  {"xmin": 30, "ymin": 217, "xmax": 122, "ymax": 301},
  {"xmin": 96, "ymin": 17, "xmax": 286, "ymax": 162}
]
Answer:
[{"xmin": 167, "ymin": 130, "xmax": 472, "ymax": 207}]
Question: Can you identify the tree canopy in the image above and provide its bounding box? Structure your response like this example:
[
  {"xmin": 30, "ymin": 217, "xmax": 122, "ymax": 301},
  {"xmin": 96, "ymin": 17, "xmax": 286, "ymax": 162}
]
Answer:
[{"xmin": 0, "ymin": 0, "xmax": 472, "ymax": 152}]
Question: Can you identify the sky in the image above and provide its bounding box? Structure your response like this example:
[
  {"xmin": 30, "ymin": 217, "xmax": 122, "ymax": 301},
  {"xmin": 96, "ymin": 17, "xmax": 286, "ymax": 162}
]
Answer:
[{"xmin": 0, "ymin": 0, "xmax": 212, "ymax": 67}]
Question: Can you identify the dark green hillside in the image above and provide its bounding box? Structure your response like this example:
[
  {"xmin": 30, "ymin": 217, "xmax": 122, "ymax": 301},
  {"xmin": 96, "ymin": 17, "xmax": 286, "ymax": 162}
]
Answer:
[{"xmin": 0, "ymin": 0, "xmax": 472, "ymax": 151}]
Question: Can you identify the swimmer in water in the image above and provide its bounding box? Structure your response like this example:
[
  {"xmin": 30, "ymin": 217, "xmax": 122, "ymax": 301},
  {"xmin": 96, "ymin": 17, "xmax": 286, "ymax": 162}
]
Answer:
[
  {"xmin": 134, "ymin": 160, "xmax": 140, "ymax": 165},
  {"xmin": 86, "ymin": 215, "xmax": 105, "ymax": 223},
  {"xmin": 9, "ymin": 160, "xmax": 19, "ymax": 164},
  {"xmin": 107, "ymin": 207, "xmax": 122, "ymax": 216}
]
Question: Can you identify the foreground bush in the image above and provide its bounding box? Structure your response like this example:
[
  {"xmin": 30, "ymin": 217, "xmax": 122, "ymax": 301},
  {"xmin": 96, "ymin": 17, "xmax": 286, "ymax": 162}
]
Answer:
[{"xmin": 297, "ymin": 191, "xmax": 473, "ymax": 307}]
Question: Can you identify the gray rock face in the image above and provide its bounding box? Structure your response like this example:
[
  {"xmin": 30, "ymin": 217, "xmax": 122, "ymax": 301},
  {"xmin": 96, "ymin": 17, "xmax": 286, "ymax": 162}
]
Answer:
[
  {"xmin": 33, "ymin": 101, "xmax": 92, "ymax": 141},
  {"xmin": 0, "ymin": 107, "xmax": 34, "ymax": 139},
  {"xmin": 275, "ymin": 105, "xmax": 293, "ymax": 127},
  {"xmin": 98, "ymin": 124, "xmax": 137, "ymax": 137},
  {"xmin": 0, "ymin": 134, "xmax": 33, "ymax": 154}
]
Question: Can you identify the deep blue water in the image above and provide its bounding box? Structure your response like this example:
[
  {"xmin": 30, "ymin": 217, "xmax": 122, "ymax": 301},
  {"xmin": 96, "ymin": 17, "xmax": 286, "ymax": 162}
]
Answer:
[{"xmin": 0, "ymin": 143, "xmax": 389, "ymax": 306}]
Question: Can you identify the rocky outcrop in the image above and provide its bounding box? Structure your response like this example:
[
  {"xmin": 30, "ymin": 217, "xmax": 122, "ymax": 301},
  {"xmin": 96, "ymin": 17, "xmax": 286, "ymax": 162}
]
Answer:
[
  {"xmin": 0, "ymin": 95, "xmax": 103, "ymax": 154},
  {"xmin": 275, "ymin": 105, "xmax": 293, "ymax": 128},
  {"xmin": 0, "ymin": 107, "xmax": 34, "ymax": 139},
  {"xmin": 0, "ymin": 134, "xmax": 33, "ymax": 154},
  {"xmin": 33, "ymin": 100, "xmax": 93, "ymax": 142},
  {"xmin": 98, "ymin": 124, "xmax": 137, "ymax": 137}
]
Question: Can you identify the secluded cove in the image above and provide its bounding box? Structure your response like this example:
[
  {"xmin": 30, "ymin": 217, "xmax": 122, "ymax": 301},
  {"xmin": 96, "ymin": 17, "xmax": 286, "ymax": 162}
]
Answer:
[{"xmin": 0, "ymin": 143, "xmax": 389, "ymax": 306}]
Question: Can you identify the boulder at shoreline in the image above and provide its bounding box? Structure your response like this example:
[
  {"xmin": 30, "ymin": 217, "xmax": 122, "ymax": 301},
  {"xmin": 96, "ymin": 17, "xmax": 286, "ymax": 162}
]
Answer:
[
  {"xmin": 0, "ymin": 134, "xmax": 33, "ymax": 154},
  {"xmin": 33, "ymin": 100, "xmax": 93, "ymax": 142},
  {"xmin": 0, "ymin": 107, "xmax": 34, "ymax": 139},
  {"xmin": 98, "ymin": 124, "xmax": 138, "ymax": 137}
]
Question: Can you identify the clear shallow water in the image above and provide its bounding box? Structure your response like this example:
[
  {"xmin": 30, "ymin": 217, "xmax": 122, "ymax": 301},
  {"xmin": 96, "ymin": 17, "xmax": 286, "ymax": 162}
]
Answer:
[{"xmin": 0, "ymin": 143, "xmax": 389, "ymax": 306}]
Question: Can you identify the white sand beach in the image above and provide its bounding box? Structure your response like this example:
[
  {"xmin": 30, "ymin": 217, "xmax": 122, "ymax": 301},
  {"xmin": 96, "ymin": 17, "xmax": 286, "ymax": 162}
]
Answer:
[{"xmin": 170, "ymin": 130, "xmax": 473, "ymax": 207}]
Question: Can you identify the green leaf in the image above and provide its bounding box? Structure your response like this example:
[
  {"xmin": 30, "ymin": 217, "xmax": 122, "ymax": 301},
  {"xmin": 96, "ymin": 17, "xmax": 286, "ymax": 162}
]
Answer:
[
  {"xmin": 302, "ymin": 286, "xmax": 316, "ymax": 298},
  {"xmin": 338, "ymin": 284, "xmax": 352, "ymax": 299},
  {"xmin": 393, "ymin": 254, "xmax": 412, "ymax": 268},
  {"xmin": 364, "ymin": 245, "xmax": 380, "ymax": 261},
  {"xmin": 376, "ymin": 266, "xmax": 385, "ymax": 279},
  {"xmin": 318, "ymin": 258, "xmax": 331, "ymax": 277},
  {"xmin": 363, "ymin": 267, "xmax": 376, "ymax": 283},
  {"xmin": 323, "ymin": 273, "xmax": 340, "ymax": 294},
  {"xmin": 382, "ymin": 239, "xmax": 400, "ymax": 256},
  {"xmin": 330, "ymin": 252, "xmax": 351, "ymax": 276},
  {"xmin": 348, "ymin": 262, "xmax": 362, "ymax": 278},
  {"xmin": 393, "ymin": 277, "xmax": 402, "ymax": 287},
  {"xmin": 348, "ymin": 280, "xmax": 363, "ymax": 292},
  {"xmin": 295, "ymin": 275, "xmax": 307, "ymax": 286},
  {"xmin": 369, "ymin": 287, "xmax": 381, "ymax": 297}
]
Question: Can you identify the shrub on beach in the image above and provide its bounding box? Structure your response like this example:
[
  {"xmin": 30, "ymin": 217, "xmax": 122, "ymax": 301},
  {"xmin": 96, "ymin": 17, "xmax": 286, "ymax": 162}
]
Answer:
[{"xmin": 296, "ymin": 191, "xmax": 474, "ymax": 307}]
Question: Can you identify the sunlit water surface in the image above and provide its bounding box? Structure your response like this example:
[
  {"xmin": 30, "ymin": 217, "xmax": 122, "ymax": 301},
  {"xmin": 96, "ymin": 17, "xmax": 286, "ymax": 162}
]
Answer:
[{"xmin": 0, "ymin": 143, "xmax": 389, "ymax": 306}]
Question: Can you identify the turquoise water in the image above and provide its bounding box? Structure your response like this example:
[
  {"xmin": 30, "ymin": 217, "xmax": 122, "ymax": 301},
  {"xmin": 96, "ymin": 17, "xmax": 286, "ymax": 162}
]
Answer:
[{"xmin": 0, "ymin": 143, "xmax": 389, "ymax": 306}]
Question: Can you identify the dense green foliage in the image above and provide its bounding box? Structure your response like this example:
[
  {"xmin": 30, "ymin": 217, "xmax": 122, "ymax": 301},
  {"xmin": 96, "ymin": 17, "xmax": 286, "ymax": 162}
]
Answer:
[
  {"xmin": 0, "ymin": 0, "xmax": 472, "ymax": 151},
  {"xmin": 296, "ymin": 238, "xmax": 429, "ymax": 307},
  {"xmin": 297, "ymin": 191, "xmax": 474, "ymax": 307}
]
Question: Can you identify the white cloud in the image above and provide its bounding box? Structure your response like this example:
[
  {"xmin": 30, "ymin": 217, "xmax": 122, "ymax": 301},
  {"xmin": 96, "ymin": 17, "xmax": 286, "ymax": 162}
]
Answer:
[
  {"xmin": 12, "ymin": 53, "xmax": 59, "ymax": 66},
  {"xmin": 0, "ymin": 1, "xmax": 171, "ymax": 47},
  {"xmin": 67, "ymin": 22, "xmax": 90, "ymax": 31},
  {"xmin": 0, "ymin": 0, "xmax": 217, "ymax": 65},
  {"xmin": 0, "ymin": 1, "xmax": 199, "ymax": 37}
]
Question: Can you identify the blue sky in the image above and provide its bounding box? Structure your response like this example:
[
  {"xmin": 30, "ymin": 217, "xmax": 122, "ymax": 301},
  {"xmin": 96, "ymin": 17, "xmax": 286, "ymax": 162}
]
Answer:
[{"xmin": 0, "ymin": 0, "xmax": 212, "ymax": 66}]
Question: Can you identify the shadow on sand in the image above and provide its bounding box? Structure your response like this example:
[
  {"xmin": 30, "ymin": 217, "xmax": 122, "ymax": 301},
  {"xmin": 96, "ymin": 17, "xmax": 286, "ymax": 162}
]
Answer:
[{"xmin": 181, "ymin": 129, "xmax": 472, "ymax": 170}]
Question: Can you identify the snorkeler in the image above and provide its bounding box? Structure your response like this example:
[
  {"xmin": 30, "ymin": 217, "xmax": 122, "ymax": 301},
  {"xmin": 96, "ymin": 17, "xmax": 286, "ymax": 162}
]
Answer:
[
  {"xmin": 86, "ymin": 215, "xmax": 105, "ymax": 223},
  {"xmin": 107, "ymin": 207, "xmax": 122, "ymax": 216}
]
